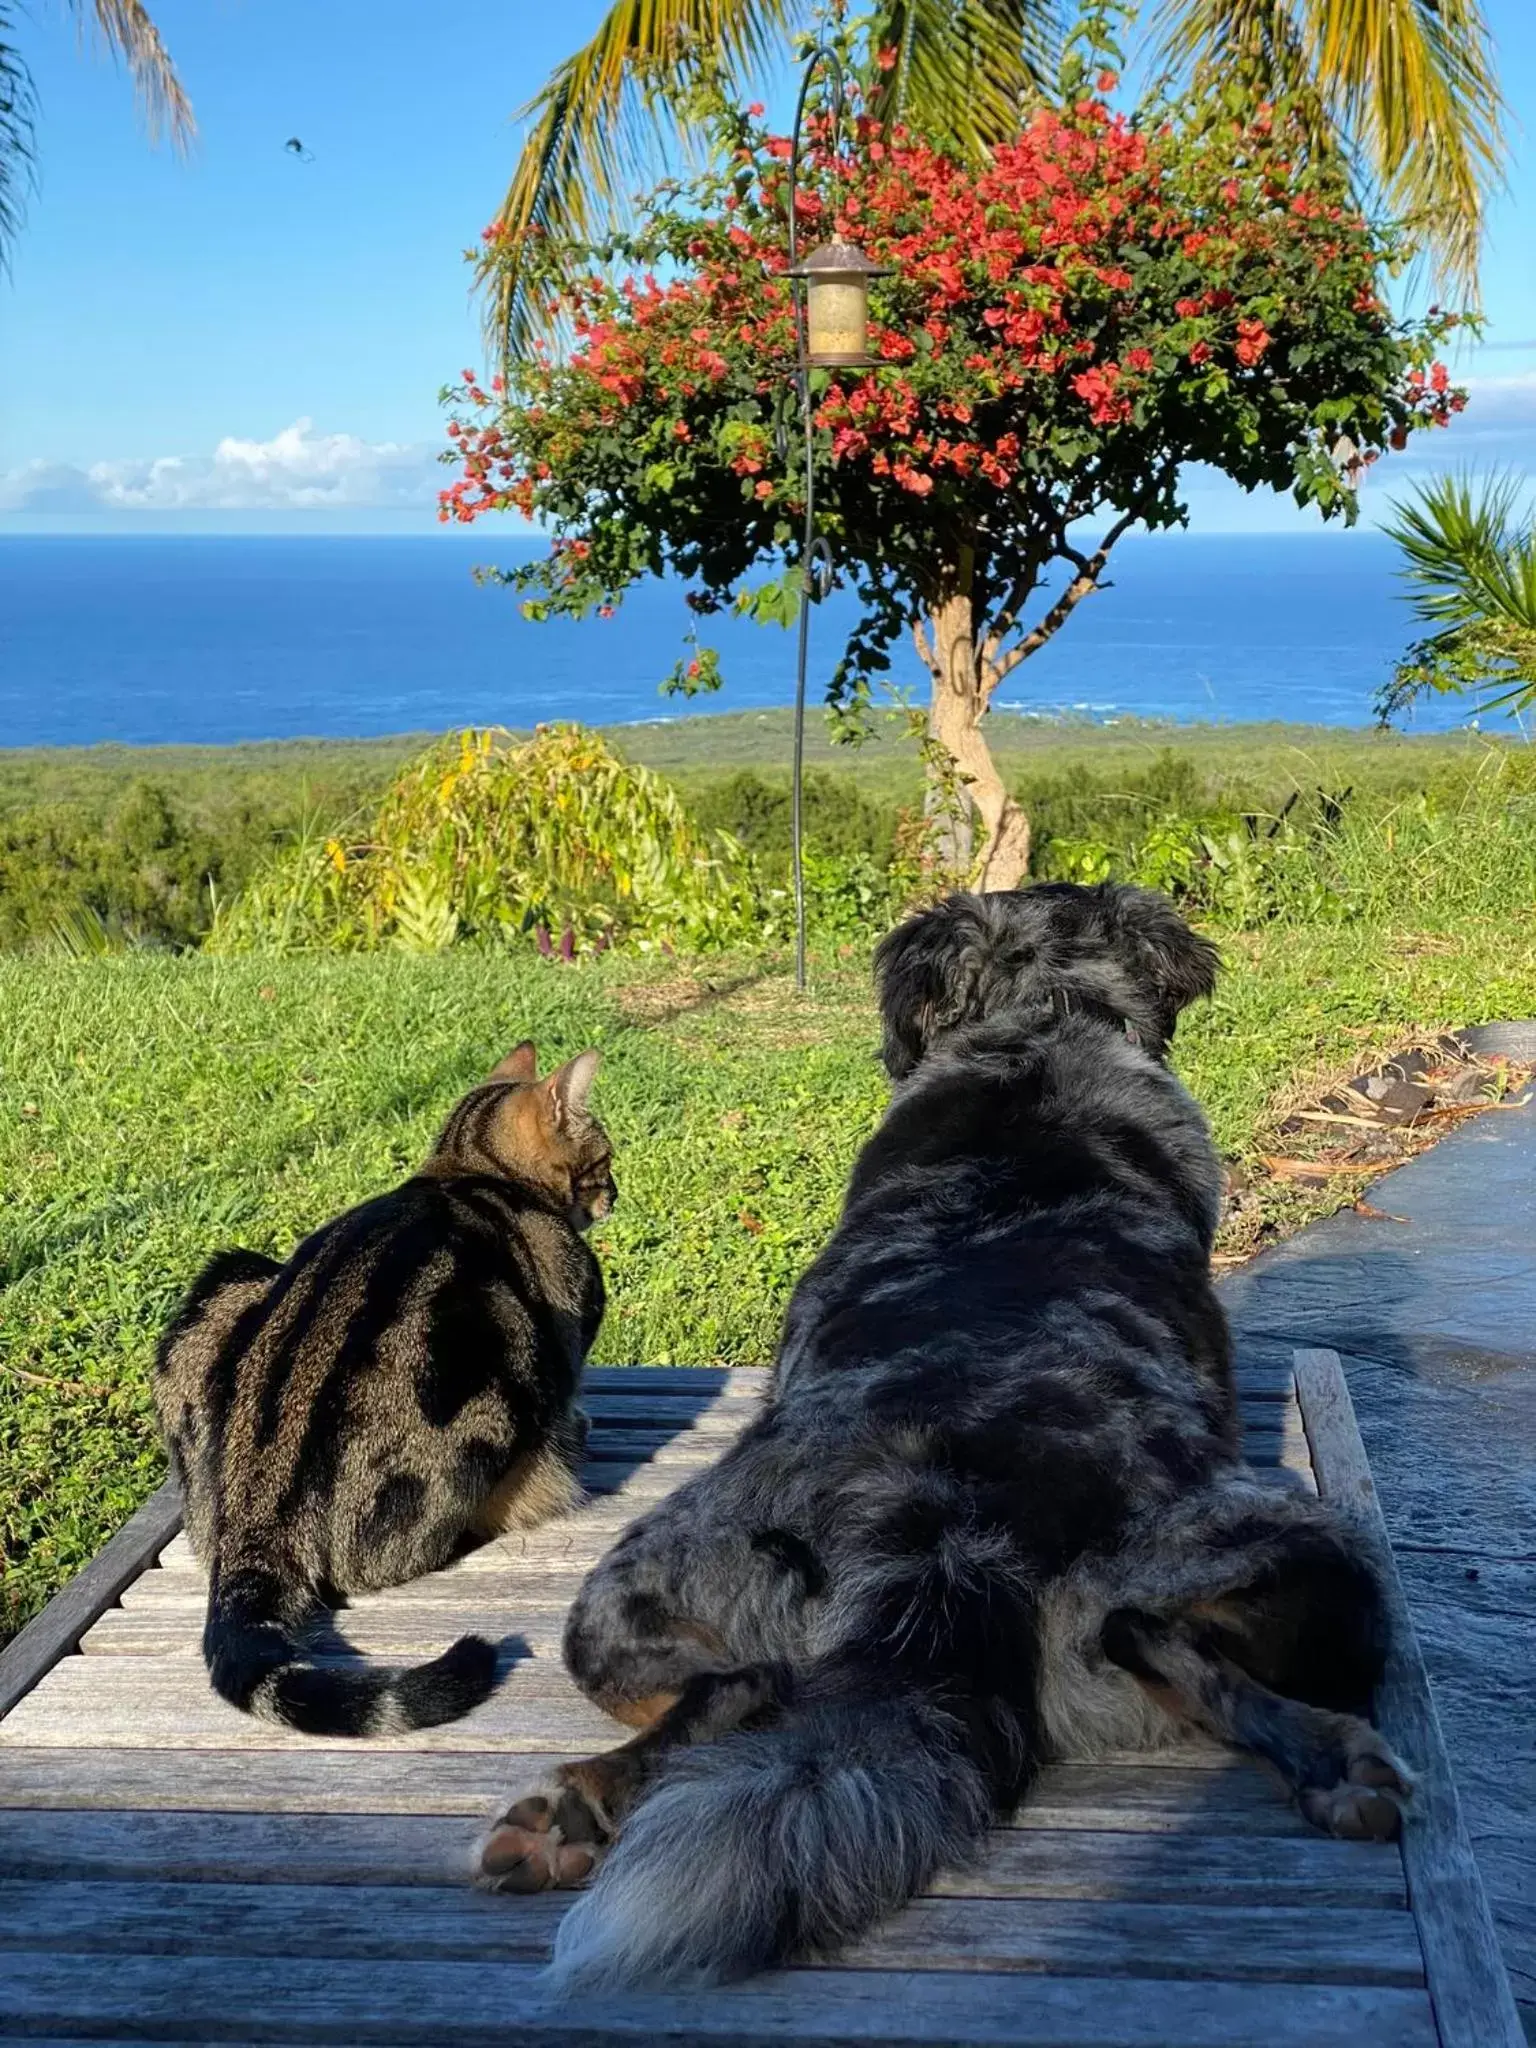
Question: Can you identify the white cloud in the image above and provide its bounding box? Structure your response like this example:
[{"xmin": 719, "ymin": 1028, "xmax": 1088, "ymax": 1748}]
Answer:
[
  {"xmin": 0, "ymin": 419, "xmax": 443, "ymax": 515},
  {"xmin": 1351, "ymin": 372, "xmax": 1536, "ymax": 500}
]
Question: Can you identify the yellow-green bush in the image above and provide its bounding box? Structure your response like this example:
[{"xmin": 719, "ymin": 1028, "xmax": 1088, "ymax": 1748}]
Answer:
[{"xmin": 208, "ymin": 724, "xmax": 759, "ymax": 956}]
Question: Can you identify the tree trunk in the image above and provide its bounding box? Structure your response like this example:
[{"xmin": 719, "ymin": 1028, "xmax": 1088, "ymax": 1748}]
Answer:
[{"xmin": 920, "ymin": 588, "xmax": 1031, "ymax": 893}]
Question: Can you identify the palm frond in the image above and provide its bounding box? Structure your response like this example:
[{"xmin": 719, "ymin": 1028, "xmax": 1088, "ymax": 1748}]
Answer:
[
  {"xmin": 867, "ymin": 0, "xmax": 1061, "ymax": 154},
  {"xmin": 1151, "ymin": 0, "xmax": 1505, "ymax": 302},
  {"xmin": 1379, "ymin": 470, "xmax": 1536, "ymax": 722},
  {"xmin": 1387, "ymin": 470, "xmax": 1536, "ymax": 633},
  {"xmin": 484, "ymin": 0, "xmax": 1064, "ymax": 362},
  {"xmin": 482, "ymin": 0, "xmax": 803, "ymax": 362},
  {"xmin": 71, "ymin": 0, "xmax": 194, "ymax": 150},
  {"xmin": 0, "ymin": 5, "xmax": 38, "ymax": 270}
]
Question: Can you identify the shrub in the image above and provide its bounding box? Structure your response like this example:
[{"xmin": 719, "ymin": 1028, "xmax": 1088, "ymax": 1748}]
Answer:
[
  {"xmin": 0, "ymin": 781, "xmax": 231, "ymax": 952},
  {"xmin": 1038, "ymin": 752, "xmax": 1536, "ymax": 928},
  {"xmin": 208, "ymin": 724, "xmax": 762, "ymax": 956},
  {"xmin": 689, "ymin": 769, "xmax": 897, "ymax": 865}
]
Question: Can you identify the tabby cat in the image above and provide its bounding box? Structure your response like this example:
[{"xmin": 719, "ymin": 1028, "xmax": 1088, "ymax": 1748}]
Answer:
[{"xmin": 154, "ymin": 1041, "xmax": 615, "ymax": 1737}]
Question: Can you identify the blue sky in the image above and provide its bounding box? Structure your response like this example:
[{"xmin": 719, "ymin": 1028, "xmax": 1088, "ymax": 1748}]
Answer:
[{"xmin": 1, "ymin": 0, "xmax": 1533, "ymax": 535}]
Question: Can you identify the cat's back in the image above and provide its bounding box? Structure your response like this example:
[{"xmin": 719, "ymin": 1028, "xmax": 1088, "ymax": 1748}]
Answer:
[
  {"xmin": 202, "ymin": 1176, "xmax": 588, "ymax": 1462},
  {"xmin": 213, "ymin": 1177, "xmax": 518, "ymax": 1414}
]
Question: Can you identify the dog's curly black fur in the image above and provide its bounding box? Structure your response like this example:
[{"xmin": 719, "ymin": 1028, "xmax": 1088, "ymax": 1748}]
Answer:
[{"xmin": 478, "ymin": 884, "xmax": 1409, "ymax": 1987}]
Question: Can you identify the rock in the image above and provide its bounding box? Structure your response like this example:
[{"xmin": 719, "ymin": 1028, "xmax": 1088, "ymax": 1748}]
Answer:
[
  {"xmin": 1437, "ymin": 1064, "xmax": 1500, "ymax": 1107},
  {"xmin": 1371, "ymin": 1078, "xmax": 1434, "ymax": 1125}
]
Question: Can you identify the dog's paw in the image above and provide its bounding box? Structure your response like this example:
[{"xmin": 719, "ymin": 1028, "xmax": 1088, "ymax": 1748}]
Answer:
[
  {"xmin": 1343, "ymin": 1729, "xmax": 1413, "ymax": 1797},
  {"xmin": 477, "ymin": 1773, "xmax": 612, "ymax": 1893},
  {"xmin": 1300, "ymin": 1780, "xmax": 1405, "ymax": 1841},
  {"xmin": 1299, "ymin": 1727, "xmax": 1412, "ymax": 1842}
]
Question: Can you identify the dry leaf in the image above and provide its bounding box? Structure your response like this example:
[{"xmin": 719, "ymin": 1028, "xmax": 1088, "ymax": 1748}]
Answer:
[
  {"xmin": 1354, "ymin": 1201, "xmax": 1409, "ymax": 1224},
  {"xmin": 1260, "ymin": 1156, "xmax": 1371, "ymax": 1179}
]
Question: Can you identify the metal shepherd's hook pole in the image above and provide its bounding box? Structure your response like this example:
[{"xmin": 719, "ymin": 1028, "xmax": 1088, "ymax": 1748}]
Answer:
[{"xmin": 785, "ymin": 45, "xmax": 844, "ymax": 993}]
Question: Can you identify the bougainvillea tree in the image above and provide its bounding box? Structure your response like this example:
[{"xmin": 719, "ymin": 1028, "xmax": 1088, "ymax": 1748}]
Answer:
[{"xmin": 443, "ymin": 13, "xmax": 1465, "ymax": 887}]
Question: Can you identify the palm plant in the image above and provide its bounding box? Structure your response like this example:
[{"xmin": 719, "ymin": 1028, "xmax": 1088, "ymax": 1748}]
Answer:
[
  {"xmin": 1380, "ymin": 471, "xmax": 1536, "ymax": 724},
  {"xmin": 0, "ymin": 0, "xmax": 192, "ymax": 271},
  {"xmin": 483, "ymin": 0, "xmax": 1505, "ymax": 358}
]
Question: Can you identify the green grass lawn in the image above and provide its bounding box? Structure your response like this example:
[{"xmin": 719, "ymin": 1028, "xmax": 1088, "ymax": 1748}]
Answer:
[{"xmin": 6, "ymin": 904, "xmax": 1536, "ymax": 1643}]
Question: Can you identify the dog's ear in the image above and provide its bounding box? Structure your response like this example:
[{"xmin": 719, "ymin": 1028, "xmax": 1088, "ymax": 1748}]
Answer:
[
  {"xmin": 874, "ymin": 895, "xmax": 990, "ymax": 1078},
  {"xmin": 1110, "ymin": 888, "xmax": 1220, "ymax": 1020}
]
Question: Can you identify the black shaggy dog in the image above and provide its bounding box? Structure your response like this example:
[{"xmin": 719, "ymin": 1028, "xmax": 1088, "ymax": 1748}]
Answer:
[{"xmin": 477, "ymin": 883, "xmax": 1409, "ymax": 1989}]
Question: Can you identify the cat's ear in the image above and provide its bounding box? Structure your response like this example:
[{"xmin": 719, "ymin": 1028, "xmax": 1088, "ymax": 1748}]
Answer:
[
  {"xmin": 489, "ymin": 1041, "xmax": 538, "ymax": 1084},
  {"xmin": 547, "ymin": 1049, "xmax": 600, "ymax": 1129}
]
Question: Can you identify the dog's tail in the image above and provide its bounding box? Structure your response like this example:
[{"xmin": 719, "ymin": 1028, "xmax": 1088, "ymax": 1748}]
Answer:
[
  {"xmin": 545, "ymin": 1662, "xmax": 996, "ymax": 1991},
  {"xmin": 204, "ymin": 1559, "xmax": 497, "ymax": 1737}
]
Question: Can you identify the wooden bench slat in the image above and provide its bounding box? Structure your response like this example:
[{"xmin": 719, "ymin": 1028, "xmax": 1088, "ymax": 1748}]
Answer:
[
  {"xmin": 0, "ymin": 1744, "xmax": 1307, "ymax": 1833},
  {"xmin": 77, "ymin": 1608, "xmax": 571, "ymax": 1659},
  {"xmin": 0, "ymin": 1665, "xmax": 626, "ymax": 1752},
  {"xmin": 579, "ymin": 1394, "xmax": 764, "ymax": 1430},
  {"xmin": 1294, "ymin": 1348, "xmax": 1524, "ymax": 2048},
  {"xmin": 583, "ymin": 1420, "xmax": 1295, "ymax": 1458},
  {"xmin": 116, "ymin": 1564, "xmax": 599, "ymax": 1612},
  {"xmin": 0, "ymin": 1879, "xmax": 1425, "ymax": 1985},
  {"xmin": 148, "ymin": 1509, "xmax": 655, "ymax": 1575},
  {"xmin": 0, "ymin": 1744, "xmax": 1273, "ymax": 1814},
  {"xmin": 0, "ymin": 1659, "xmax": 1312, "ymax": 1809},
  {"xmin": 0, "ymin": 1950, "xmax": 1439, "ymax": 2045},
  {"xmin": 0, "ymin": 1807, "xmax": 1407, "ymax": 1906},
  {"xmin": 0, "ymin": 1484, "xmax": 181, "ymax": 1722},
  {"xmin": 579, "ymin": 1362, "xmax": 1299, "ymax": 1400}
]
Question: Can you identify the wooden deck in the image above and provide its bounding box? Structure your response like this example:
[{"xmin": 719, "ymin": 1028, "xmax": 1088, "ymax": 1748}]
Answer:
[{"xmin": 0, "ymin": 1350, "xmax": 1519, "ymax": 2046}]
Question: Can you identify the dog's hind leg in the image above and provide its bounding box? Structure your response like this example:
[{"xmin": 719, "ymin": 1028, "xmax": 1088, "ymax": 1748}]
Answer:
[
  {"xmin": 1100, "ymin": 1607, "xmax": 1410, "ymax": 1840},
  {"xmin": 477, "ymin": 1661, "xmax": 790, "ymax": 1892},
  {"xmin": 477, "ymin": 1472, "xmax": 823, "ymax": 1895}
]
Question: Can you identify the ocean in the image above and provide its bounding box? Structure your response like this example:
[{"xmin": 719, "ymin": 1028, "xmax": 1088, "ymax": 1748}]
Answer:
[{"xmin": 0, "ymin": 530, "xmax": 1517, "ymax": 748}]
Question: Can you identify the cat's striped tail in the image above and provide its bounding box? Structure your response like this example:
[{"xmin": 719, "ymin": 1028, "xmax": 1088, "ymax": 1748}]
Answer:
[{"xmin": 203, "ymin": 1561, "xmax": 498, "ymax": 1737}]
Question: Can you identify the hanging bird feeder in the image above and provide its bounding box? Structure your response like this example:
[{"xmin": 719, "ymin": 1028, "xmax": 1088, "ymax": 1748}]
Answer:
[{"xmin": 788, "ymin": 239, "xmax": 891, "ymax": 369}]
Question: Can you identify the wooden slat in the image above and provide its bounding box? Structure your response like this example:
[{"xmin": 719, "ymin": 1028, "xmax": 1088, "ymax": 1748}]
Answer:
[
  {"xmin": 0, "ymin": 1746, "xmax": 587, "ymax": 1813},
  {"xmin": 578, "ymin": 1362, "xmax": 1300, "ymax": 1401},
  {"xmin": 116, "ymin": 1563, "xmax": 597, "ymax": 1610},
  {"xmin": 6, "ymin": 1654, "xmax": 1298, "ymax": 1774},
  {"xmin": 0, "ymin": 1806, "xmax": 1407, "ymax": 1905},
  {"xmin": 580, "ymin": 1367, "xmax": 767, "ymax": 1397},
  {"xmin": 148, "ymin": 1508, "xmax": 655, "ymax": 1575},
  {"xmin": 0, "ymin": 1652, "xmax": 623, "ymax": 1752},
  {"xmin": 0, "ymin": 1483, "xmax": 182, "ymax": 1721},
  {"xmin": 77, "ymin": 1607, "xmax": 573, "ymax": 1658},
  {"xmin": 582, "ymin": 1427, "xmax": 750, "ymax": 1460},
  {"xmin": 0, "ymin": 1878, "xmax": 1426, "ymax": 1985},
  {"xmin": 575, "ymin": 1456, "xmax": 736, "ymax": 1495},
  {"xmin": 0, "ymin": 1659, "xmax": 624, "ymax": 1752},
  {"xmin": 0, "ymin": 1744, "xmax": 1267, "ymax": 1815},
  {"xmin": 0, "ymin": 1743, "xmax": 1303, "ymax": 1831},
  {"xmin": 1294, "ymin": 1348, "xmax": 1524, "ymax": 2048},
  {"xmin": 0, "ymin": 1951, "xmax": 1439, "ymax": 2045},
  {"xmin": 580, "ymin": 1393, "xmax": 763, "ymax": 1431}
]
